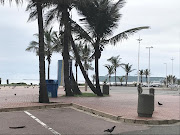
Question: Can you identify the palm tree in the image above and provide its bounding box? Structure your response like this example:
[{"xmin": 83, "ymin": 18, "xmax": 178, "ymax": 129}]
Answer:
[
  {"xmin": 26, "ymin": 0, "xmax": 49, "ymax": 103},
  {"xmin": 26, "ymin": 28, "xmax": 56, "ymax": 80},
  {"xmin": 70, "ymin": 42, "xmax": 83, "ymax": 83},
  {"xmin": 143, "ymin": 69, "xmax": 150, "ymax": 83},
  {"xmin": 41, "ymin": 0, "xmax": 74, "ymax": 96},
  {"xmin": 80, "ymin": 44, "xmax": 94, "ymax": 91},
  {"xmin": 104, "ymin": 65, "xmax": 114, "ymax": 86},
  {"xmin": 139, "ymin": 70, "xmax": 144, "ymax": 83},
  {"xmin": 0, "ymin": 0, "xmax": 22, "ymax": 4},
  {"xmin": 122, "ymin": 63, "xmax": 135, "ymax": 86},
  {"xmin": 166, "ymin": 75, "xmax": 177, "ymax": 85},
  {"xmin": 117, "ymin": 76, "xmax": 124, "ymax": 86},
  {"xmin": 76, "ymin": 0, "xmax": 149, "ymax": 92},
  {"xmin": 107, "ymin": 55, "xmax": 122, "ymax": 86},
  {"xmin": 1, "ymin": 0, "xmax": 49, "ymax": 102},
  {"xmin": 44, "ymin": 0, "xmax": 102, "ymax": 96}
]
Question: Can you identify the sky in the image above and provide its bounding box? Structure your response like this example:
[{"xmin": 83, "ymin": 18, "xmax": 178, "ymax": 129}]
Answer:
[{"xmin": 0, "ymin": 0, "xmax": 180, "ymax": 84}]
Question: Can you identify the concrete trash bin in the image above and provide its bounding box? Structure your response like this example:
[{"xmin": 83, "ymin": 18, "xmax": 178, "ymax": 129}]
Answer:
[
  {"xmin": 103, "ymin": 85, "xmax": 109, "ymax": 95},
  {"xmin": 46, "ymin": 80, "xmax": 58, "ymax": 98},
  {"xmin": 138, "ymin": 94, "xmax": 154, "ymax": 117}
]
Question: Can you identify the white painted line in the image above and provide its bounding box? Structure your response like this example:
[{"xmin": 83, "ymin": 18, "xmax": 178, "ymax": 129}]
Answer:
[{"xmin": 24, "ymin": 111, "xmax": 61, "ymax": 135}]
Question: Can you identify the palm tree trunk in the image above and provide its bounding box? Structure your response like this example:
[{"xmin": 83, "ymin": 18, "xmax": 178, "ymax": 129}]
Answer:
[
  {"xmin": 48, "ymin": 60, "xmax": 50, "ymax": 80},
  {"xmin": 70, "ymin": 35, "xmax": 102, "ymax": 96},
  {"xmin": 71, "ymin": 73, "xmax": 82, "ymax": 95},
  {"xmin": 75, "ymin": 62, "xmax": 78, "ymax": 83},
  {"xmin": 109, "ymin": 76, "xmax": 111, "ymax": 86},
  {"xmin": 62, "ymin": 9, "xmax": 73, "ymax": 96},
  {"xmin": 115, "ymin": 68, "xmax": 117, "ymax": 86},
  {"xmin": 126, "ymin": 73, "xmax": 128, "ymax": 86},
  {"xmin": 36, "ymin": 2, "xmax": 49, "ymax": 103},
  {"xmin": 94, "ymin": 39, "xmax": 102, "ymax": 95}
]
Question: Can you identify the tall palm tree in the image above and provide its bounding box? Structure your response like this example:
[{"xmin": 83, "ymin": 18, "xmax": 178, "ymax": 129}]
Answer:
[
  {"xmin": 45, "ymin": 0, "xmax": 102, "ymax": 96},
  {"xmin": 107, "ymin": 55, "xmax": 122, "ymax": 86},
  {"xmin": 143, "ymin": 69, "xmax": 150, "ymax": 83},
  {"xmin": 70, "ymin": 42, "xmax": 83, "ymax": 83},
  {"xmin": 122, "ymin": 63, "xmax": 135, "ymax": 86},
  {"xmin": 139, "ymin": 69, "xmax": 144, "ymax": 83},
  {"xmin": 76, "ymin": 0, "xmax": 149, "ymax": 92},
  {"xmin": 104, "ymin": 64, "xmax": 114, "ymax": 86},
  {"xmin": 26, "ymin": 0, "xmax": 49, "ymax": 103},
  {"xmin": 26, "ymin": 28, "xmax": 56, "ymax": 80},
  {"xmin": 42, "ymin": 0, "xmax": 74, "ymax": 96},
  {"xmin": 80, "ymin": 44, "xmax": 94, "ymax": 91}
]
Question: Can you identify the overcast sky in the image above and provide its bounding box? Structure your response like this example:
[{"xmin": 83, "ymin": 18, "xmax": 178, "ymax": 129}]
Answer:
[{"xmin": 0, "ymin": 0, "xmax": 180, "ymax": 84}]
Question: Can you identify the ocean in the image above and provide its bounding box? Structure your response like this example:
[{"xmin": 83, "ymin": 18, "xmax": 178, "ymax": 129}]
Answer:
[
  {"xmin": 99, "ymin": 76, "xmax": 165, "ymax": 83},
  {"xmin": 0, "ymin": 76, "xmax": 165, "ymax": 85}
]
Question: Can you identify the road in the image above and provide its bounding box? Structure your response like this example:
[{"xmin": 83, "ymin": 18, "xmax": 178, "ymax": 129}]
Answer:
[
  {"xmin": 109, "ymin": 86, "xmax": 180, "ymax": 96},
  {"xmin": 0, "ymin": 107, "xmax": 179, "ymax": 135}
]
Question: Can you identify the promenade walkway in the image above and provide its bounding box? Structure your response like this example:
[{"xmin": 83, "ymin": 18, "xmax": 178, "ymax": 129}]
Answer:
[{"xmin": 0, "ymin": 86, "xmax": 179, "ymax": 125}]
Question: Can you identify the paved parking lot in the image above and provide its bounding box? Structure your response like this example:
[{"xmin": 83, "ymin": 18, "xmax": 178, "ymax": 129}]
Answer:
[{"xmin": 0, "ymin": 107, "xmax": 150, "ymax": 135}]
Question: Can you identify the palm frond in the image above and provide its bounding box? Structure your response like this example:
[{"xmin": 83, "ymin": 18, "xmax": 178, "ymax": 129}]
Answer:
[{"xmin": 109, "ymin": 26, "xmax": 150, "ymax": 45}]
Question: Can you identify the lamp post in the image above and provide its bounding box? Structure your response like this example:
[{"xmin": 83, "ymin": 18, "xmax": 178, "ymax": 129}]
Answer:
[
  {"xmin": 171, "ymin": 57, "xmax": 174, "ymax": 84},
  {"xmin": 146, "ymin": 46, "xmax": 153, "ymax": 88},
  {"xmin": 137, "ymin": 37, "xmax": 142, "ymax": 86},
  {"xmin": 164, "ymin": 63, "xmax": 167, "ymax": 87}
]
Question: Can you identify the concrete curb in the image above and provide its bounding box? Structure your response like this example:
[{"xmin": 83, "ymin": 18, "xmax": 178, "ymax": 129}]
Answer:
[
  {"xmin": 0, "ymin": 102, "xmax": 179, "ymax": 125},
  {"xmin": 0, "ymin": 103, "xmax": 72, "ymax": 112},
  {"xmin": 72, "ymin": 103, "xmax": 180, "ymax": 125}
]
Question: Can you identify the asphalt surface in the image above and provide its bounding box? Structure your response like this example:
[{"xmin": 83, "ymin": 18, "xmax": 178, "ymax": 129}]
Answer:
[
  {"xmin": 0, "ymin": 107, "xmax": 149, "ymax": 135},
  {"xmin": 0, "ymin": 107, "xmax": 180, "ymax": 135}
]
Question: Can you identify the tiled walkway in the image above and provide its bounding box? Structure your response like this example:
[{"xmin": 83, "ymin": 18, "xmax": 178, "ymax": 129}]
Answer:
[{"xmin": 0, "ymin": 86, "xmax": 179, "ymax": 122}]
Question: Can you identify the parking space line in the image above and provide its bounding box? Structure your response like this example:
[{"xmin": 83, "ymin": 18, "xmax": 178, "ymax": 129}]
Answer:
[{"xmin": 24, "ymin": 111, "xmax": 61, "ymax": 135}]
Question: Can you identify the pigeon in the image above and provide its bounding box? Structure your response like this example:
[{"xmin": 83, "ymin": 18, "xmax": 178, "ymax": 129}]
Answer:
[
  {"xmin": 104, "ymin": 126, "xmax": 116, "ymax": 133},
  {"xmin": 158, "ymin": 102, "xmax": 163, "ymax": 105}
]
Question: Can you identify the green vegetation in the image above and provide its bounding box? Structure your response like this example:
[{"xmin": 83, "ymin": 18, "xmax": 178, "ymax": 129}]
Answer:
[{"xmin": 62, "ymin": 93, "xmax": 109, "ymax": 97}]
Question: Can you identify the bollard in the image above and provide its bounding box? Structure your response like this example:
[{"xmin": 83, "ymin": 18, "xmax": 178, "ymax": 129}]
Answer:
[
  {"xmin": 149, "ymin": 88, "xmax": 155, "ymax": 111},
  {"xmin": 149, "ymin": 88, "xmax": 155, "ymax": 95}
]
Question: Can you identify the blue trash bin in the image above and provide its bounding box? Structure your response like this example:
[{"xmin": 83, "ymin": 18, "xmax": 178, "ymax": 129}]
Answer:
[{"xmin": 46, "ymin": 80, "xmax": 58, "ymax": 98}]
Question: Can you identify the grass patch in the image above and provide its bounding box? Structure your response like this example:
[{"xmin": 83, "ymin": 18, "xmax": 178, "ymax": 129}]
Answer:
[
  {"xmin": 75, "ymin": 93, "xmax": 97, "ymax": 97},
  {"xmin": 62, "ymin": 93, "xmax": 109, "ymax": 97}
]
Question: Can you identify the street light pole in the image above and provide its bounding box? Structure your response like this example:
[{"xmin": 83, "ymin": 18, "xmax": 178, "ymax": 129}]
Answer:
[
  {"xmin": 146, "ymin": 46, "xmax": 153, "ymax": 89},
  {"xmin": 164, "ymin": 63, "xmax": 167, "ymax": 87},
  {"xmin": 137, "ymin": 37, "xmax": 142, "ymax": 86},
  {"xmin": 171, "ymin": 57, "xmax": 174, "ymax": 84}
]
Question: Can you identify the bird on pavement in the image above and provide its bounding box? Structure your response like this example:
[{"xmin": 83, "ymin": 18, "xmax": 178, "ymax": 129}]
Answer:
[
  {"xmin": 104, "ymin": 126, "xmax": 116, "ymax": 133},
  {"xmin": 158, "ymin": 102, "xmax": 163, "ymax": 105}
]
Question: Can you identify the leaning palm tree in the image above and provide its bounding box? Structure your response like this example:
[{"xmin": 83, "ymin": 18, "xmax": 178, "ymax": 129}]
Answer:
[
  {"xmin": 107, "ymin": 55, "xmax": 122, "ymax": 86},
  {"xmin": 76, "ymin": 0, "xmax": 149, "ymax": 92},
  {"xmin": 104, "ymin": 65, "xmax": 114, "ymax": 86},
  {"xmin": 122, "ymin": 63, "xmax": 135, "ymax": 86},
  {"xmin": 26, "ymin": 0, "xmax": 49, "ymax": 103},
  {"xmin": 143, "ymin": 69, "xmax": 150, "ymax": 83}
]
